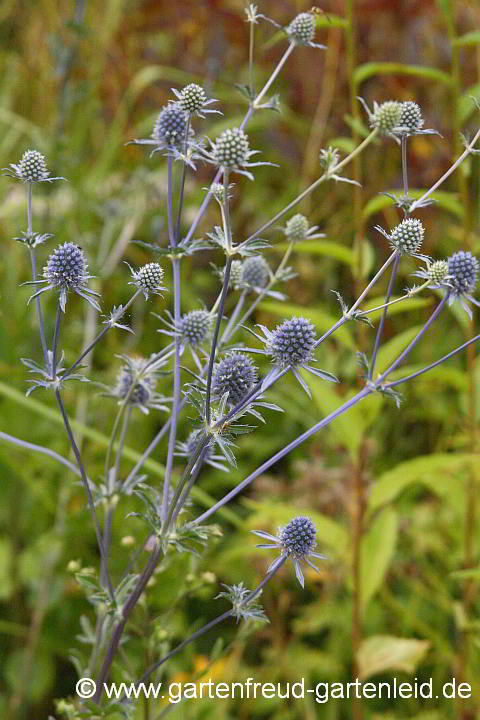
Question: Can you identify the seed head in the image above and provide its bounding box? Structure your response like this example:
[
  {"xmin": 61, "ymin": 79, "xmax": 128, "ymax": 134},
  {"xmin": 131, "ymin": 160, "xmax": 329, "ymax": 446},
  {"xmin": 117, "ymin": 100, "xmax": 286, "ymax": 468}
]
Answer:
[
  {"xmin": 213, "ymin": 128, "xmax": 250, "ymax": 169},
  {"xmin": 18, "ymin": 150, "xmax": 49, "ymax": 182},
  {"xmin": 280, "ymin": 517, "xmax": 316, "ymax": 559},
  {"xmin": 210, "ymin": 183, "xmax": 226, "ymax": 204},
  {"xmin": 115, "ymin": 357, "xmax": 156, "ymax": 407},
  {"xmin": 427, "ymin": 260, "xmax": 449, "ymax": 286},
  {"xmin": 285, "ymin": 213, "xmax": 310, "ymax": 241},
  {"xmin": 178, "ymin": 310, "xmax": 212, "ymax": 346},
  {"xmin": 153, "ymin": 104, "xmax": 188, "ymax": 146},
  {"xmin": 287, "ymin": 13, "xmax": 315, "ymax": 45},
  {"xmin": 211, "ymin": 352, "xmax": 258, "ymax": 406},
  {"xmin": 44, "ymin": 243, "xmax": 87, "ymax": 289},
  {"xmin": 268, "ymin": 317, "xmax": 316, "ymax": 367},
  {"xmin": 389, "ymin": 218, "xmax": 425, "ymax": 255},
  {"xmin": 370, "ymin": 101, "xmax": 403, "ymax": 134},
  {"xmin": 448, "ymin": 251, "xmax": 479, "ymax": 295},
  {"xmin": 399, "ymin": 101, "xmax": 424, "ymax": 132},
  {"xmin": 177, "ymin": 83, "xmax": 207, "ymax": 114},
  {"xmin": 136, "ymin": 263, "xmax": 164, "ymax": 292},
  {"xmin": 241, "ymin": 256, "xmax": 270, "ymax": 289}
]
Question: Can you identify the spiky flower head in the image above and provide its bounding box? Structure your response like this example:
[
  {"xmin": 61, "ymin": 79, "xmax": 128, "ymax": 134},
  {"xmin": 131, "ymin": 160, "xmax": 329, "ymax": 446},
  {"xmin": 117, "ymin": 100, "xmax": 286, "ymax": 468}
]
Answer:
[
  {"xmin": 178, "ymin": 309, "xmax": 212, "ymax": 346},
  {"xmin": 280, "ymin": 516, "xmax": 316, "ymax": 559},
  {"xmin": 287, "ymin": 12, "xmax": 315, "ymax": 45},
  {"xmin": 399, "ymin": 101, "xmax": 424, "ymax": 133},
  {"xmin": 448, "ymin": 251, "xmax": 479, "ymax": 295},
  {"xmin": 116, "ymin": 357, "xmax": 155, "ymax": 406},
  {"xmin": 212, "ymin": 351, "xmax": 258, "ymax": 406},
  {"xmin": 389, "ymin": 218, "xmax": 425, "ymax": 255},
  {"xmin": 427, "ymin": 260, "xmax": 449, "ymax": 285},
  {"xmin": 212, "ymin": 127, "xmax": 250, "ymax": 169},
  {"xmin": 128, "ymin": 262, "xmax": 166, "ymax": 299},
  {"xmin": 27, "ymin": 242, "xmax": 100, "ymax": 312},
  {"xmin": 252, "ymin": 515, "xmax": 326, "ymax": 588},
  {"xmin": 370, "ymin": 101, "xmax": 403, "ymax": 134},
  {"xmin": 18, "ymin": 150, "xmax": 49, "ymax": 182},
  {"xmin": 210, "ymin": 183, "xmax": 226, "ymax": 204},
  {"xmin": 241, "ymin": 256, "xmax": 270, "ymax": 289},
  {"xmin": 268, "ymin": 317, "xmax": 315, "ymax": 367},
  {"xmin": 153, "ymin": 104, "xmax": 188, "ymax": 147},
  {"xmin": 177, "ymin": 83, "xmax": 207, "ymax": 113},
  {"xmin": 285, "ymin": 214, "xmax": 310, "ymax": 241},
  {"xmin": 45, "ymin": 242, "xmax": 86, "ymax": 290}
]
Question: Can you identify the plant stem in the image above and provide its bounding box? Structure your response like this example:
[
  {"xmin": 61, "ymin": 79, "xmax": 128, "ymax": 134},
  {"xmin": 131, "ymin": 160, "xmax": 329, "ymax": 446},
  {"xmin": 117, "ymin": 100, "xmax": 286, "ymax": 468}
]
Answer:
[
  {"xmin": 167, "ymin": 155, "xmax": 174, "ymax": 246},
  {"xmin": 245, "ymin": 130, "xmax": 378, "ymax": 244},
  {"xmin": 138, "ymin": 555, "xmax": 287, "ymax": 684},
  {"xmin": 52, "ymin": 303, "xmax": 62, "ymax": 378},
  {"xmin": 26, "ymin": 181, "xmax": 48, "ymax": 366},
  {"xmin": 369, "ymin": 253, "xmax": 400, "ymax": 379},
  {"xmin": 55, "ymin": 390, "xmax": 113, "ymax": 599},
  {"xmin": 349, "ymin": 251, "xmax": 398, "ymax": 315},
  {"xmin": 0, "ymin": 431, "xmax": 80, "ymax": 477},
  {"xmin": 253, "ymin": 43, "xmax": 294, "ymax": 108},
  {"xmin": 162, "ymin": 258, "xmax": 182, "ymax": 523},
  {"xmin": 191, "ymin": 387, "xmax": 371, "ymax": 527},
  {"xmin": 62, "ymin": 289, "xmax": 142, "ymax": 380}
]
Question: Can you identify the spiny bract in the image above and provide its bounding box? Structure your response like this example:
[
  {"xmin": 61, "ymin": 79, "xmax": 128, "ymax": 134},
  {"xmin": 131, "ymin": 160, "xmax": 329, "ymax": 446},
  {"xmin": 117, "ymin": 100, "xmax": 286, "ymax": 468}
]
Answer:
[
  {"xmin": 268, "ymin": 317, "xmax": 316, "ymax": 366},
  {"xmin": 153, "ymin": 104, "xmax": 188, "ymax": 146},
  {"xmin": 280, "ymin": 517, "xmax": 317, "ymax": 558},
  {"xmin": 211, "ymin": 352, "xmax": 258, "ymax": 406},
  {"xmin": 178, "ymin": 310, "xmax": 212, "ymax": 346},
  {"xmin": 213, "ymin": 128, "xmax": 250, "ymax": 168},
  {"xmin": 287, "ymin": 12, "xmax": 315, "ymax": 45},
  {"xmin": 447, "ymin": 251, "xmax": 479, "ymax": 295},
  {"xmin": 390, "ymin": 218, "xmax": 425, "ymax": 255},
  {"xmin": 241, "ymin": 256, "xmax": 270, "ymax": 289},
  {"xmin": 18, "ymin": 149, "xmax": 49, "ymax": 182}
]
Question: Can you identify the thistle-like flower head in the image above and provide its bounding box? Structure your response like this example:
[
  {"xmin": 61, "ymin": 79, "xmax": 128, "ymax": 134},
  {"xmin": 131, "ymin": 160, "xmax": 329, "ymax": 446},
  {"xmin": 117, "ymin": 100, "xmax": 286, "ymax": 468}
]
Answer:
[
  {"xmin": 399, "ymin": 101, "xmax": 424, "ymax": 133},
  {"xmin": 284, "ymin": 213, "xmax": 324, "ymax": 242},
  {"xmin": 229, "ymin": 260, "xmax": 244, "ymax": 289},
  {"xmin": 241, "ymin": 255, "xmax": 270, "ymax": 290},
  {"xmin": 3, "ymin": 149, "xmax": 65, "ymax": 183},
  {"xmin": 285, "ymin": 12, "xmax": 325, "ymax": 49},
  {"xmin": 128, "ymin": 262, "xmax": 166, "ymax": 299},
  {"xmin": 445, "ymin": 251, "xmax": 480, "ymax": 318},
  {"xmin": 427, "ymin": 260, "xmax": 450, "ymax": 285},
  {"xmin": 268, "ymin": 317, "xmax": 316, "ymax": 367},
  {"xmin": 246, "ymin": 317, "xmax": 339, "ymax": 395},
  {"xmin": 370, "ymin": 101, "xmax": 403, "ymax": 134},
  {"xmin": 376, "ymin": 218, "xmax": 427, "ymax": 259},
  {"xmin": 252, "ymin": 515, "xmax": 326, "ymax": 588},
  {"xmin": 26, "ymin": 242, "xmax": 100, "ymax": 312},
  {"xmin": 153, "ymin": 104, "xmax": 188, "ymax": 147},
  {"xmin": 176, "ymin": 429, "xmax": 228, "ymax": 473},
  {"xmin": 212, "ymin": 352, "xmax": 258, "ymax": 407},
  {"xmin": 213, "ymin": 127, "xmax": 250, "ymax": 168},
  {"xmin": 178, "ymin": 309, "xmax": 212, "ymax": 346},
  {"xmin": 112, "ymin": 355, "xmax": 169, "ymax": 414},
  {"xmin": 172, "ymin": 83, "xmax": 219, "ymax": 118}
]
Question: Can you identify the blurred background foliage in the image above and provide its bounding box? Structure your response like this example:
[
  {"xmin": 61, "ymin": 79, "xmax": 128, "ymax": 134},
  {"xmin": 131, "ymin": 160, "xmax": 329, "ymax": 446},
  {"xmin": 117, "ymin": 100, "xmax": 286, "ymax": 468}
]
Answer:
[{"xmin": 0, "ymin": 0, "xmax": 479, "ymax": 718}]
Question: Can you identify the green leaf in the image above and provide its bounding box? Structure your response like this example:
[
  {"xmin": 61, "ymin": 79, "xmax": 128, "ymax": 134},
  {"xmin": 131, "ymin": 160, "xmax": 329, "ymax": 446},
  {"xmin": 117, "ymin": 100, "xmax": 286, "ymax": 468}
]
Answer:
[
  {"xmin": 453, "ymin": 31, "xmax": 480, "ymax": 47},
  {"xmin": 0, "ymin": 538, "xmax": 14, "ymax": 601},
  {"xmin": 375, "ymin": 325, "xmax": 425, "ymax": 375},
  {"xmin": 353, "ymin": 62, "xmax": 452, "ymax": 87},
  {"xmin": 259, "ymin": 301, "xmax": 355, "ymax": 350},
  {"xmin": 276, "ymin": 239, "xmax": 354, "ymax": 265},
  {"xmin": 369, "ymin": 453, "xmax": 478, "ymax": 513},
  {"xmin": 363, "ymin": 189, "xmax": 463, "ymax": 220},
  {"xmin": 357, "ymin": 635, "xmax": 430, "ymax": 680},
  {"xmin": 450, "ymin": 567, "xmax": 480, "ymax": 581},
  {"xmin": 361, "ymin": 508, "xmax": 398, "ymax": 612}
]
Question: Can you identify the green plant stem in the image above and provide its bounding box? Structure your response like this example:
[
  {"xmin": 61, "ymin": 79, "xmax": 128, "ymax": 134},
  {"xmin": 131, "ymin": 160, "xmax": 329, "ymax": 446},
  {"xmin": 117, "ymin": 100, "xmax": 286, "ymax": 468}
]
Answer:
[
  {"xmin": 245, "ymin": 129, "xmax": 378, "ymax": 244},
  {"xmin": 253, "ymin": 43, "xmax": 294, "ymax": 108}
]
